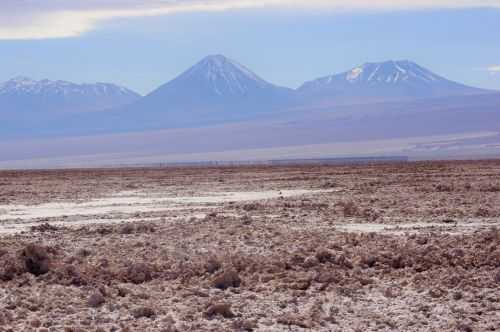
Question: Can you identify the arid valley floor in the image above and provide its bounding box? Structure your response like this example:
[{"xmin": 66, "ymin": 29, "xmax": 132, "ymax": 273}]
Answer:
[{"xmin": 0, "ymin": 161, "xmax": 499, "ymax": 331}]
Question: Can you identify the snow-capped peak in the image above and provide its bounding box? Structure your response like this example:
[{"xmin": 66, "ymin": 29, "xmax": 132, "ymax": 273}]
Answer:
[
  {"xmin": 344, "ymin": 60, "xmax": 442, "ymax": 84},
  {"xmin": 0, "ymin": 77, "xmax": 141, "ymax": 113},
  {"xmin": 298, "ymin": 60, "xmax": 482, "ymax": 100},
  {"xmin": 198, "ymin": 54, "xmax": 266, "ymax": 83},
  {"xmin": 0, "ymin": 76, "xmax": 37, "ymax": 90},
  {"xmin": 10, "ymin": 76, "xmax": 35, "ymax": 83},
  {"xmin": 177, "ymin": 54, "xmax": 272, "ymax": 96},
  {"xmin": 0, "ymin": 77, "xmax": 139, "ymax": 97},
  {"xmin": 299, "ymin": 60, "xmax": 451, "ymax": 93}
]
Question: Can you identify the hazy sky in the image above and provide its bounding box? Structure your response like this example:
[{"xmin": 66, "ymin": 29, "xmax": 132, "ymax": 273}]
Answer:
[{"xmin": 0, "ymin": 0, "xmax": 499, "ymax": 94}]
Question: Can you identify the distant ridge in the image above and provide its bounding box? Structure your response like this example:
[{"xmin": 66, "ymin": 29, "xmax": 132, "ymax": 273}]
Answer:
[{"xmin": 0, "ymin": 76, "xmax": 141, "ymax": 115}]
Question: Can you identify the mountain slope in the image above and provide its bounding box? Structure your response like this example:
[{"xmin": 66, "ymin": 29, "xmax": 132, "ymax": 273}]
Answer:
[
  {"xmin": 3, "ymin": 93, "xmax": 500, "ymax": 167},
  {"xmin": 0, "ymin": 77, "xmax": 141, "ymax": 116},
  {"xmin": 298, "ymin": 60, "xmax": 488, "ymax": 103},
  {"xmin": 121, "ymin": 55, "xmax": 294, "ymax": 125}
]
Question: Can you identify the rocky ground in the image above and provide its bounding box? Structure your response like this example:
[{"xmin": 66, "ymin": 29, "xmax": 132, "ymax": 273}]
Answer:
[{"xmin": 0, "ymin": 161, "xmax": 499, "ymax": 331}]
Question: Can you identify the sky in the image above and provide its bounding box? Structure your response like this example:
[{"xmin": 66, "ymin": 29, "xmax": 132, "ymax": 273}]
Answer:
[{"xmin": 0, "ymin": 0, "xmax": 499, "ymax": 95}]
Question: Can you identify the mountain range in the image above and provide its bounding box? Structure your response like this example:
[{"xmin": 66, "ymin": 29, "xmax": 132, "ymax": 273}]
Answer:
[
  {"xmin": 121, "ymin": 55, "xmax": 489, "ymax": 120},
  {"xmin": 0, "ymin": 77, "xmax": 140, "ymax": 117},
  {"xmin": 0, "ymin": 55, "xmax": 498, "ymax": 138}
]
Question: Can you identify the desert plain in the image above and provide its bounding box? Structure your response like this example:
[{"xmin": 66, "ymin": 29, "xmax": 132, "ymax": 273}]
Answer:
[{"xmin": 0, "ymin": 161, "xmax": 499, "ymax": 331}]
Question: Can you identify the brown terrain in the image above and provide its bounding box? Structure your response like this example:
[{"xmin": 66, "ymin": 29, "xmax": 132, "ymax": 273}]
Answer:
[{"xmin": 0, "ymin": 161, "xmax": 499, "ymax": 331}]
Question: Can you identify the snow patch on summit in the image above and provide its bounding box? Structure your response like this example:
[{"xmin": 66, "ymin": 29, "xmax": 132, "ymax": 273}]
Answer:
[{"xmin": 346, "ymin": 67, "xmax": 363, "ymax": 82}]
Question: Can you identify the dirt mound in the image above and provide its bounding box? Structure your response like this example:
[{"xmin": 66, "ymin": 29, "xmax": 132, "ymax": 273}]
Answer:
[
  {"xmin": 21, "ymin": 244, "xmax": 51, "ymax": 276},
  {"xmin": 211, "ymin": 269, "xmax": 241, "ymax": 290}
]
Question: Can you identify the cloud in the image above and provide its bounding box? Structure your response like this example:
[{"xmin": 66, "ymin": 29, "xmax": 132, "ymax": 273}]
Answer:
[
  {"xmin": 1, "ymin": 0, "xmax": 500, "ymax": 40},
  {"xmin": 488, "ymin": 65, "xmax": 500, "ymax": 74}
]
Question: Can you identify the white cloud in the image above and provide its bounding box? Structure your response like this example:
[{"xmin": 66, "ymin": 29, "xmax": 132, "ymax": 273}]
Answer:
[
  {"xmin": 1, "ymin": 0, "xmax": 500, "ymax": 40},
  {"xmin": 488, "ymin": 65, "xmax": 500, "ymax": 74}
]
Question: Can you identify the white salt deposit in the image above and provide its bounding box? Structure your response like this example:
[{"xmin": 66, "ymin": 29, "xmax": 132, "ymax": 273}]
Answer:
[
  {"xmin": 335, "ymin": 222, "xmax": 494, "ymax": 234},
  {"xmin": 0, "ymin": 189, "xmax": 325, "ymax": 233}
]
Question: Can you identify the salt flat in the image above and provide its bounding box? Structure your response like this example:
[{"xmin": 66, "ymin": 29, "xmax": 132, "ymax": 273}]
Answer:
[
  {"xmin": 0, "ymin": 162, "xmax": 498, "ymax": 331},
  {"xmin": 0, "ymin": 189, "xmax": 326, "ymax": 233}
]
